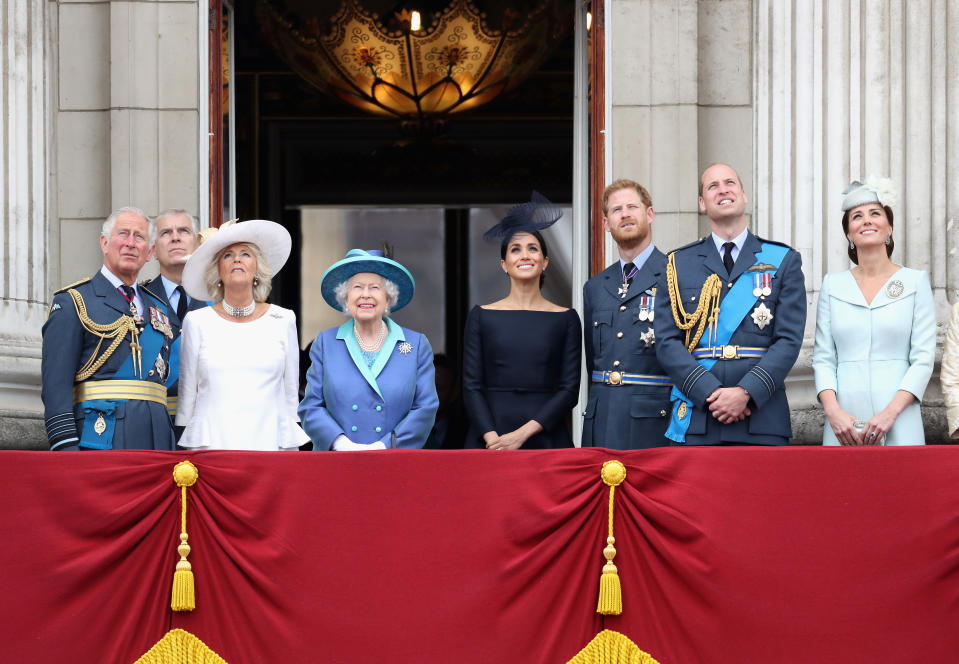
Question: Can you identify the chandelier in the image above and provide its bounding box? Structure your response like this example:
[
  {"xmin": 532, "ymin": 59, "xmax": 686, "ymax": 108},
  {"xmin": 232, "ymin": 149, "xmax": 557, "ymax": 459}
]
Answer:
[{"xmin": 257, "ymin": 0, "xmax": 571, "ymax": 134}]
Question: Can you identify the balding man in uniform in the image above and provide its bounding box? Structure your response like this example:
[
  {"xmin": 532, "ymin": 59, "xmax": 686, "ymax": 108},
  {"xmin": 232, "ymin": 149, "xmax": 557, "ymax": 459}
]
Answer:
[
  {"xmin": 41, "ymin": 207, "xmax": 176, "ymax": 450},
  {"xmin": 653, "ymin": 163, "xmax": 805, "ymax": 445}
]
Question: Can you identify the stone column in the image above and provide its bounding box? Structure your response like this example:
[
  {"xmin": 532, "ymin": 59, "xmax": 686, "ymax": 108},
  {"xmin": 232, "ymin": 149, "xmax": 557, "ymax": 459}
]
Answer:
[
  {"xmin": 754, "ymin": 0, "xmax": 959, "ymax": 441},
  {"xmin": 0, "ymin": 0, "xmax": 49, "ymax": 448},
  {"xmin": 607, "ymin": 0, "xmax": 702, "ymax": 257}
]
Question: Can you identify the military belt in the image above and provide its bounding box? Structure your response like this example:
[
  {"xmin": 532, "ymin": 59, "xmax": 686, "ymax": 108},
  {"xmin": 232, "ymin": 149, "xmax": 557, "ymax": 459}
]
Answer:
[
  {"xmin": 166, "ymin": 395, "xmax": 178, "ymax": 417},
  {"xmin": 73, "ymin": 379, "xmax": 167, "ymax": 406},
  {"xmin": 591, "ymin": 370, "xmax": 672, "ymax": 387},
  {"xmin": 691, "ymin": 345, "xmax": 768, "ymax": 361}
]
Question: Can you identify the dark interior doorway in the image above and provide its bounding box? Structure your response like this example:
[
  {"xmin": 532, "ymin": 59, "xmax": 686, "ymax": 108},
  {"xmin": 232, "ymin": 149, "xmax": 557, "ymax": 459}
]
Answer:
[{"xmin": 229, "ymin": 0, "xmax": 575, "ymax": 370}]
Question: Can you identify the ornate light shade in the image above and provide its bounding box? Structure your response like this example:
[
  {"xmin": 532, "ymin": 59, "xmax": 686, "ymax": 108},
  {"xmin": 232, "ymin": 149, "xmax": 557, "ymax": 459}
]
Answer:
[{"xmin": 257, "ymin": 0, "xmax": 571, "ymax": 133}]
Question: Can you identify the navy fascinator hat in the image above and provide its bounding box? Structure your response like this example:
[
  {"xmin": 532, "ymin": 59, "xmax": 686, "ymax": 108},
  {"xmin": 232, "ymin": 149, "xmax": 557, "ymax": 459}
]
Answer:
[{"xmin": 483, "ymin": 191, "xmax": 563, "ymax": 243}]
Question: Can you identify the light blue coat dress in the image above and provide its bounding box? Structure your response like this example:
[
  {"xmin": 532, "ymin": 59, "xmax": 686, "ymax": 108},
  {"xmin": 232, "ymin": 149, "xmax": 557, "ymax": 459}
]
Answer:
[
  {"xmin": 298, "ymin": 318, "xmax": 439, "ymax": 450},
  {"xmin": 813, "ymin": 267, "xmax": 935, "ymax": 445}
]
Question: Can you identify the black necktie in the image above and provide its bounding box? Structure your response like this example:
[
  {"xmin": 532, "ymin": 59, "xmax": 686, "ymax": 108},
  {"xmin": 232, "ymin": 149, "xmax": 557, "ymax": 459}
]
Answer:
[
  {"xmin": 175, "ymin": 285, "xmax": 188, "ymax": 321},
  {"xmin": 622, "ymin": 262, "xmax": 635, "ymax": 285},
  {"xmin": 722, "ymin": 242, "xmax": 735, "ymax": 276}
]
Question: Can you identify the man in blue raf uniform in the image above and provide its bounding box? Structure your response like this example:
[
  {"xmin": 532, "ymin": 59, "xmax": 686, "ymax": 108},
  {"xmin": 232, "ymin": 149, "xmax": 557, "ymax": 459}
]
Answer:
[
  {"xmin": 41, "ymin": 207, "xmax": 176, "ymax": 450},
  {"xmin": 140, "ymin": 209, "xmax": 206, "ymax": 440},
  {"xmin": 653, "ymin": 163, "xmax": 806, "ymax": 445},
  {"xmin": 583, "ymin": 179, "xmax": 672, "ymax": 448}
]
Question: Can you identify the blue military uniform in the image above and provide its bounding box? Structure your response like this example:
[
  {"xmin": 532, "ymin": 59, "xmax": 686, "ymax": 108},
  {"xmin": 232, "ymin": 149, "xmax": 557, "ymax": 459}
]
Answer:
[
  {"xmin": 582, "ymin": 248, "xmax": 672, "ymax": 448},
  {"xmin": 653, "ymin": 231, "xmax": 806, "ymax": 445},
  {"xmin": 41, "ymin": 270, "xmax": 177, "ymax": 450},
  {"xmin": 141, "ymin": 275, "xmax": 207, "ymax": 439}
]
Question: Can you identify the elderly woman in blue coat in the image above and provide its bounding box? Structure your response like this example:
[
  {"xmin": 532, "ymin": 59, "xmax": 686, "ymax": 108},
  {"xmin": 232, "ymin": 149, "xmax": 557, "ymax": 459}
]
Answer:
[
  {"xmin": 813, "ymin": 178, "xmax": 935, "ymax": 445},
  {"xmin": 298, "ymin": 249, "xmax": 439, "ymax": 450}
]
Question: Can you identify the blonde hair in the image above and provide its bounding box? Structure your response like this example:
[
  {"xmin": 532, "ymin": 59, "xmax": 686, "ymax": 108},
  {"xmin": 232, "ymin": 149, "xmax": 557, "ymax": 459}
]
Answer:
[{"xmin": 204, "ymin": 242, "xmax": 274, "ymax": 303}]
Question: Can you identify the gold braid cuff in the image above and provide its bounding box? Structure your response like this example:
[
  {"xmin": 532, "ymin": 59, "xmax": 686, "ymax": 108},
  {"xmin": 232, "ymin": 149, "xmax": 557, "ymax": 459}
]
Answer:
[
  {"xmin": 665, "ymin": 253, "xmax": 723, "ymax": 351},
  {"xmin": 67, "ymin": 289, "xmax": 142, "ymax": 381}
]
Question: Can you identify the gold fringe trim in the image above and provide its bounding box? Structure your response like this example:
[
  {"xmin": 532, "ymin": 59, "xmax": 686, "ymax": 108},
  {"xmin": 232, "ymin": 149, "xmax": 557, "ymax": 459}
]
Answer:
[
  {"xmin": 566, "ymin": 629, "xmax": 660, "ymax": 664},
  {"xmin": 665, "ymin": 253, "xmax": 723, "ymax": 351},
  {"xmin": 597, "ymin": 460, "xmax": 626, "ymax": 615},
  {"xmin": 171, "ymin": 461, "xmax": 199, "ymax": 612},
  {"xmin": 133, "ymin": 629, "xmax": 228, "ymax": 664},
  {"xmin": 67, "ymin": 288, "xmax": 142, "ymax": 380}
]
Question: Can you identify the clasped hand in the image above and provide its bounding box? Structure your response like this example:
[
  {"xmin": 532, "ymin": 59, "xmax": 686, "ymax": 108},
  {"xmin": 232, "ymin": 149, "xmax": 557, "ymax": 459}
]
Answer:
[{"xmin": 706, "ymin": 387, "xmax": 751, "ymax": 424}]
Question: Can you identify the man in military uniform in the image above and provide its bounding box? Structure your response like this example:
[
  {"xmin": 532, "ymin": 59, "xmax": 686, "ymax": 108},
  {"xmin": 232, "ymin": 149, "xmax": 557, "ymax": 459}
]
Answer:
[
  {"xmin": 41, "ymin": 207, "xmax": 176, "ymax": 450},
  {"xmin": 582, "ymin": 179, "xmax": 672, "ymax": 448},
  {"xmin": 653, "ymin": 163, "xmax": 805, "ymax": 445},
  {"xmin": 140, "ymin": 209, "xmax": 205, "ymax": 439}
]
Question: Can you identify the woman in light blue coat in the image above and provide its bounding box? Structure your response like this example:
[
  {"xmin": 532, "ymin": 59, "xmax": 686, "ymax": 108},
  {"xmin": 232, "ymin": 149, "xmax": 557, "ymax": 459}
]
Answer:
[
  {"xmin": 298, "ymin": 249, "xmax": 439, "ymax": 450},
  {"xmin": 813, "ymin": 178, "xmax": 935, "ymax": 445}
]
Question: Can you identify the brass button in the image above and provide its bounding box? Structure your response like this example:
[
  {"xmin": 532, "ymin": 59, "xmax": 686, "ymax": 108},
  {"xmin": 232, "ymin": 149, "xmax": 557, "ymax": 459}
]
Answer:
[
  {"xmin": 593, "ymin": 321, "xmax": 598, "ymax": 327},
  {"xmin": 613, "ymin": 360, "xmax": 620, "ymax": 367},
  {"xmin": 690, "ymin": 295, "xmax": 696, "ymax": 301},
  {"xmin": 619, "ymin": 305, "xmax": 627, "ymax": 311},
  {"xmin": 660, "ymin": 410, "xmax": 667, "ymax": 417},
  {"xmin": 148, "ymin": 370, "xmax": 155, "ymax": 377},
  {"xmin": 616, "ymin": 332, "xmax": 624, "ymax": 339},
  {"xmin": 728, "ymin": 282, "xmax": 733, "ymax": 288}
]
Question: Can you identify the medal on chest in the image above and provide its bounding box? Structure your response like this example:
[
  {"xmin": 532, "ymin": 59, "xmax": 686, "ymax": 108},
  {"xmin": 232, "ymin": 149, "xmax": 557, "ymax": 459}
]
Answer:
[
  {"xmin": 640, "ymin": 326, "xmax": 655, "ymax": 347},
  {"xmin": 638, "ymin": 291, "xmax": 655, "ymax": 321},
  {"xmin": 752, "ymin": 272, "xmax": 772, "ymax": 298},
  {"xmin": 149, "ymin": 307, "xmax": 174, "ymax": 338},
  {"xmin": 751, "ymin": 302, "xmax": 774, "ymax": 330}
]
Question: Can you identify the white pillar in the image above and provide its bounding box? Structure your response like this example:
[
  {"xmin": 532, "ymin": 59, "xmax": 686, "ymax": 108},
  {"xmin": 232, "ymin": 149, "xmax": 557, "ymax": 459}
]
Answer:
[
  {"xmin": 0, "ymin": 0, "xmax": 49, "ymax": 448},
  {"xmin": 755, "ymin": 0, "xmax": 959, "ymax": 441}
]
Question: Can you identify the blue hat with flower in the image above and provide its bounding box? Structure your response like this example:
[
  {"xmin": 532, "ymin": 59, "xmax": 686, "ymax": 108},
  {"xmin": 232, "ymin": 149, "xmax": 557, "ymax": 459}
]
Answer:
[
  {"xmin": 321, "ymin": 249, "xmax": 415, "ymax": 312},
  {"xmin": 841, "ymin": 176, "xmax": 898, "ymax": 212}
]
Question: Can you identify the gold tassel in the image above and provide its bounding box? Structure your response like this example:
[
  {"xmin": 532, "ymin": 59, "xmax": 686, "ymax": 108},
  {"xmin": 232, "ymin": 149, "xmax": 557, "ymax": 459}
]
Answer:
[
  {"xmin": 597, "ymin": 460, "xmax": 626, "ymax": 615},
  {"xmin": 171, "ymin": 461, "xmax": 199, "ymax": 612}
]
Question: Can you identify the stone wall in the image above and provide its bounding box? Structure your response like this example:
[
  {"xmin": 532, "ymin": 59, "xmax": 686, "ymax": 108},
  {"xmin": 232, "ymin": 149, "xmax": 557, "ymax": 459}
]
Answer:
[
  {"xmin": 0, "ymin": 0, "xmax": 201, "ymax": 449},
  {"xmin": 607, "ymin": 0, "xmax": 958, "ymax": 443}
]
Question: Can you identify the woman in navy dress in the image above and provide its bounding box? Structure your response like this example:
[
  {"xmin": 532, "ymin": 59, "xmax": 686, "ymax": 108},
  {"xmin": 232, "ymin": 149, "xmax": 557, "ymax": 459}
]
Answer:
[{"xmin": 463, "ymin": 193, "xmax": 582, "ymax": 449}]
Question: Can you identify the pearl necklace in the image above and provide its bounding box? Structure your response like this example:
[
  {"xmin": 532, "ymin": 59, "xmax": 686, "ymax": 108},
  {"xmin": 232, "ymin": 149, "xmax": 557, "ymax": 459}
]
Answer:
[
  {"xmin": 223, "ymin": 299, "xmax": 256, "ymax": 318},
  {"xmin": 355, "ymin": 321, "xmax": 387, "ymax": 352}
]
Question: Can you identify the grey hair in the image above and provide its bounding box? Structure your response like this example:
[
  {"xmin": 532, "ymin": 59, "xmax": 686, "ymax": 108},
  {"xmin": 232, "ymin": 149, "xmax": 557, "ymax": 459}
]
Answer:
[
  {"xmin": 333, "ymin": 275, "xmax": 400, "ymax": 317},
  {"xmin": 204, "ymin": 241, "xmax": 274, "ymax": 303},
  {"xmin": 101, "ymin": 206, "xmax": 155, "ymax": 244},
  {"xmin": 155, "ymin": 208, "xmax": 199, "ymax": 235}
]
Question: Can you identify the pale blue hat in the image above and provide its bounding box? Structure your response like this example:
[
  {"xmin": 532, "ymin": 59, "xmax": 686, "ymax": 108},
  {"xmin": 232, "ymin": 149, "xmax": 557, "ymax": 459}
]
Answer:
[
  {"xmin": 321, "ymin": 249, "xmax": 415, "ymax": 312},
  {"xmin": 841, "ymin": 176, "xmax": 898, "ymax": 212}
]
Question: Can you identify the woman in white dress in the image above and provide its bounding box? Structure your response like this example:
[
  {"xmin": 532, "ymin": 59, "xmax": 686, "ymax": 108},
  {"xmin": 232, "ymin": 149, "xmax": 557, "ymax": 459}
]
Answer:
[
  {"xmin": 176, "ymin": 219, "xmax": 309, "ymax": 450},
  {"xmin": 812, "ymin": 178, "xmax": 935, "ymax": 446}
]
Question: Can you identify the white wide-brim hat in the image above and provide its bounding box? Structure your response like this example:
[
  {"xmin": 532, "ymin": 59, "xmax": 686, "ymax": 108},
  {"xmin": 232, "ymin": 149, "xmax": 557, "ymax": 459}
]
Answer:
[{"xmin": 181, "ymin": 219, "xmax": 292, "ymax": 300}]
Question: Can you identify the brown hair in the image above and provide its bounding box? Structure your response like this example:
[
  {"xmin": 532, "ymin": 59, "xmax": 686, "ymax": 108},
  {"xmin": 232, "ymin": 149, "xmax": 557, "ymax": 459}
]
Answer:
[
  {"xmin": 841, "ymin": 205, "xmax": 895, "ymax": 265},
  {"xmin": 602, "ymin": 179, "xmax": 653, "ymax": 215}
]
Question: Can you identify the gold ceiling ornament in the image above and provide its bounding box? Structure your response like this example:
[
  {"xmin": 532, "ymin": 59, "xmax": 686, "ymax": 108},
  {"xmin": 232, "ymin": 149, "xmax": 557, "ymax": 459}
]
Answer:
[{"xmin": 257, "ymin": 0, "xmax": 571, "ymax": 134}]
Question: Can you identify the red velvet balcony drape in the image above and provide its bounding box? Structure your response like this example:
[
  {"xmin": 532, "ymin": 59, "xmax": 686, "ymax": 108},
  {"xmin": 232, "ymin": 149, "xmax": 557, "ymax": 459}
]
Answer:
[{"xmin": 4, "ymin": 447, "xmax": 959, "ymax": 663}]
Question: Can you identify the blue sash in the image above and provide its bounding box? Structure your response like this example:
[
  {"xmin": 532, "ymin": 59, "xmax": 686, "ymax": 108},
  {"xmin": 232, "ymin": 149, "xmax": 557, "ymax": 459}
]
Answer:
[
  {"xmin": 78, "ymin": 308, "xmax": 168, "ymax": 449},
  {"xmin": 665, "ymin": 243, "xmax": 789, "ymax": 443}
]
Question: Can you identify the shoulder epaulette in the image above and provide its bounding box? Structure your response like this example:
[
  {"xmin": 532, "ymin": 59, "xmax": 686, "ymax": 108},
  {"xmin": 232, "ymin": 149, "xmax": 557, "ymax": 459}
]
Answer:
[
  {"xmin": 54, "ymin": 277, "xmax": 91, "ymax": 295},
  {"xmin": 668, "ymin": 236, "xmax": 708, "ymax": 255},
  {"xmin": 140, "ymin": 282, "xmax": 164, "ymax": 302},
  {"xmin": 754, "ymin": 236, "xmax": 794, "ymax": 250}
]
